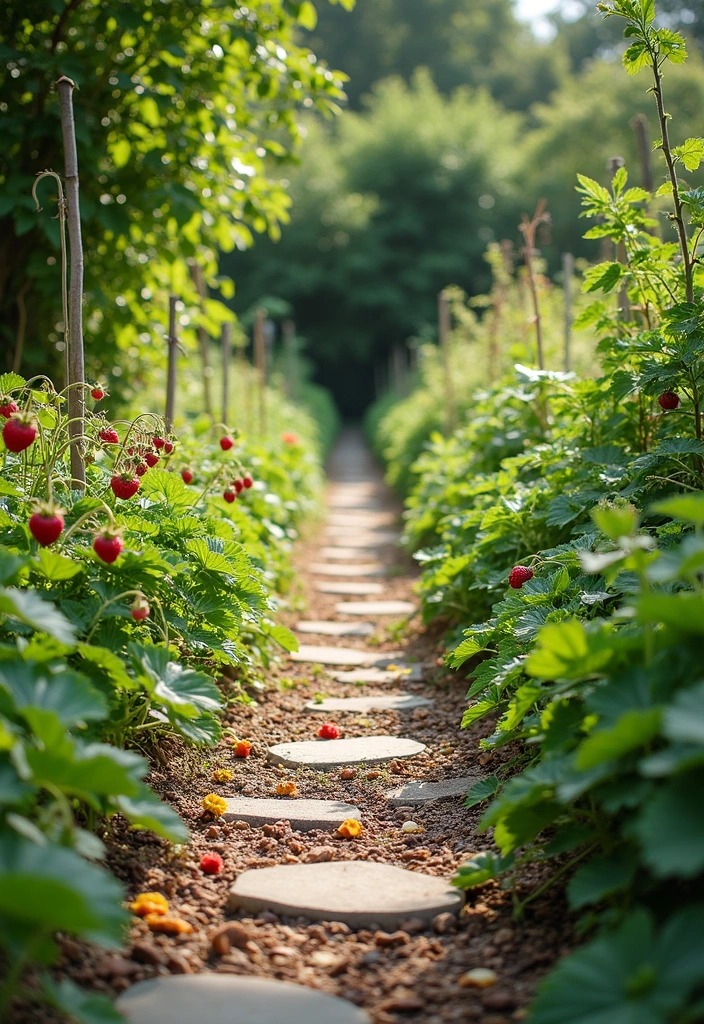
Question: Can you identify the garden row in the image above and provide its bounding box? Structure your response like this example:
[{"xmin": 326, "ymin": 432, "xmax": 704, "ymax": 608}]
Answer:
[
  {"xmin": 0, "ymin": 369, "xmax": 327, "ymax": 1022},
  {"xmin": 370, "ymin": 4, "xmax": 704, "ymax": 1021}
]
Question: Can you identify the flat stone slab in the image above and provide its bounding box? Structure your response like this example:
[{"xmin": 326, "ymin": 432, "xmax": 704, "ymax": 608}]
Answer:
[
  {"xmin": 331, "ymin": 665, "xmax": 424, "ymax": 683},
  {"xmin": 305, "ymin": 694, "xmax": 432, "ymax": 713},
  {"xmin": 328, "ymin": 513, "xmax": 396, "ymax": 528},
  {"xmin": 324, "ymin": 531, "xmax": 400, "ymax": 547},
  {"xmin": 385, "ymin": 777, "xmax": 480, "ymax": 806},
  {"xmin": 336, "ymin": 600, "xmax": 416, "ymax": 616},
  {"xmin": 117, "ymin": 976, "xmax": 369, "ymax": 1024},
  {"xmin": 228, "ymin": 861, "xmax": 463, "ymax": 928},
  {"xmin": 321, "ymin": 546, "xmax": 382, "ymax": 560},
  {"xmin": 310, "ymin": 562, "xmax": 385, "ymax": 577},
  {"xmin": 290, "ymin": 645, "xmax": 404, "ymax": 667},
  {"xmin": 296, "ymin": 620, "xmax": 375, "ymax": 637},
  {"xmin": 222, "ymin": 797, "xmax": 361, "ymax": 831},
  {"xmin": 316, "ymin": 581, "xmax": 384, "ymax": 595},
  {"xmin": 267, "ymin": 735, "xmax": 425, "ymax": 770}
]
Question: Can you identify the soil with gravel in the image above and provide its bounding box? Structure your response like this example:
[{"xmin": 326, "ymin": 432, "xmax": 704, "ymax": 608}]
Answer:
[{"xmin": 12, "ymin": 432, "xmax": 576, "ymax": 1024}]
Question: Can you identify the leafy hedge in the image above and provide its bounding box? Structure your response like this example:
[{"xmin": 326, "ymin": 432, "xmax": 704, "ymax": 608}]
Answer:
[{"xmin": 371, "ymin": 4, "xmax": 704, "ymax": 1020}]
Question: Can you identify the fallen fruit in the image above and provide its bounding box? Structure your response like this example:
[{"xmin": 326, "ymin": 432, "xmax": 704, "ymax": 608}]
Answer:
[
  {"xmin": 0, "ymin": 399, "xmax": 19, "ymax": 418},
  {"xmin": 318, "ymin": 722, "xmax": 340, "ymax": 740},
  {"xmin": 658, "ymin": 391, "xmax": 680, "ymax": 410},
  {"xmin": 223, "ymin": 488, "xmax": 236, "ymax": 503},
  {"xmin": 276, "ymin": 781, "xmax": 298, "ymax": 797},
  {"xmin": 93, "ymin": 531, "xmax": 124, "ymax": 564},
  {"xmin": 131, "ymin": 597, "xmax": 150, "ymax": 621},
  {"xmin": 130, "ymin": 892, "xmax": 169, "ymax": 917},
  {"xmin": 458, "ymin": 968, "xmax": 498, "ymax": 989},
  {"xmin": 281, "ymin": 432, "xmax": 298, "ymax": 445},
  {"xmin": 99, "ymin": 427, "xmax": 120, "ymax": 445},
  {"xmin": 111, "ymin": 474, "xmax": 140, "ymax": 500},
  {"xmin": 3, "ymin": 415, "xmax": 37, "ymax": 453},
  {"xmin": 219, "ymin": 435, "xmax": 234, "ymax": 451},
  {"xmin": 202, "ymin": 793, "xmax": 228, "ymax": 816},
  {"xmin": 337, "ymin": 818, "xmax": 363, "ymax": 838},
  {"xmin": 181, "ymin": 469, "xmax": 194, "ymax": 484},
  {"xmin": 29, "ymin": 508, "xmax": 64, "ymax": 547},
  {"xmin": 508, "ymin": 565, "xmax": 534, "ymax": 589},
  {"xmin": 200, "ymin": 852, "xmax": 224, "ymax": 875},
  {"xmin": 340, "ymin": 767, "xmax": 357, "ymax": 780},
  {"xmin": 145, "ymin": 452, "xmax": 159, "ymax": 467},
  {"xmin": 144, "ymin": 914, "xmax": 193, "ymax": 935},
  {"xmin": 234, "ymin": 740, "xmax": 252, "ymax": 758}
]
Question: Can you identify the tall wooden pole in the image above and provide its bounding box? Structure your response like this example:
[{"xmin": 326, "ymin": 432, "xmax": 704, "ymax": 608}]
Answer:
[
  {"xmin": 221, "ymin": 322, "xmax": 232, "ymax": 425},
  {"xmin": 562, "ymin": 252, "xmax": 574, "ymax": 373},
  {"xmin": 190, "ymin": 263, "xmax": 213, "ymax": 420},
  {"xmin": 57, "ymin": 76, "xmax": 85, "ymax": 490},
  {"xmin": 631, "ymin": 114, "xmax": 654, "ymax": 193},
  {"xmin": 438, "ymin": 289, "xmax": 456, "ymax": 434},
  {"xmin": 253, "ymin": 307, "xmax": 267, "ymax": 435},
  {"xmin": 165, "ymin": 295, "xmax": 178, "ymax": 433}
]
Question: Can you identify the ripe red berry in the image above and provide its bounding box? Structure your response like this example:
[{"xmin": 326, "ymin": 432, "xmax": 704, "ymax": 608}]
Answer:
[
  {"xmin": 131, "ymin": 598, "xmax": 150, "ymax": 621},
  {"xmin": 3, "ymin": 415, "xmax": 37, "ymax": 453},
  {"xmin": 110, "ymin": 474, "xmax": 140, "ymax": 500},
  {"xmin": 658, "ymin": 391, "xmax": 680, "ymax": 411},
  {"xmin": 509, "ymin": 566, "xmax": 534, "ymax": 589},
  {"xmin": 318, "ymin": 722, "xmax": 340, "ymax": 740},
  {"xmin": 91, "ymin": 388, "xmax": 105, "ymax": 401},
  {"xmin": 223, "ymin": 488, "xmax": 236, "ymax": 503},
  {"xmin": 200, "ymin": 852, "xmax": 223, "ymax": 875},
  {"xmin": 242, "ymin": 474, "xmax": 253, "ymax": 489},
  {"xmin": 135, "ymin": 463, "xmax": 148, "ymax": 477},
  {"xmin": 163, "ymin": 441, "xmax": 174, "ymax": 455},
  {"xmin": 234, "ymin": 478, "xmax": 244, "ymax": 493},
  {"xmin": 99, "ymin": 427, "xmax": 120, "ymax": 445},
  {"xmin": 0, "ymin": 399, "xmax": 18, "ymax": 419},
  {"xmin": 145, "ymin": 452, "xmax": 159, "ymax": 468},
  {"xmin": 93, "ymin": 531, "xmax": 124, "ymax": 564},
  {"xmin": 219, "ymin": 435, "xmax": 234, "ymax": 451},
  {"xmin": 181, "ymin": 469, "xmax": 194, "ymax": 484},
  {"xmin": 153, "ymin": 436, "xmax": 166, "ymax": 449},
  {"xmin": 29, "ymin": 509, "xmax": 64, "ymax": 547}
]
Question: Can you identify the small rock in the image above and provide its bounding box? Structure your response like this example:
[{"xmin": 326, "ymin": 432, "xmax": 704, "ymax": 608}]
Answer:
[
  {"xmin": 401, "ymin": 820, "xmax": 424, "ymax": 834},
  {"xmin": 232, "ymin": 820, "xmax": 250, "ymax": 830},
  {"xmin": 130, "ymin": 942, "xmax": 167, "ymax": 967},
  {"xmin": 380, "ymin": 994, "xmax": 425, "ymax": 1012},
  {"xmin": 394, "ymin": 807, "xmax": 415, "ymax": 818},
  {"xmin": 205, "ymin": 825, "xmax": 221, "ymax": 839},
  {"xmin": 375, "ymin": 930, "xmax": 409, "ymax": 947},
  {"xmin": 361, "ymin": 950, "xmax": 382, "ymax": 965},
  {"xmin": 482, "ymin": 992, "xmax": 517, "ymax": 1012},
  {"xmin": 494, "ymin": 927, "xmax": 514, "ymax": 945},
  {"xmin": 432, "ymin": 912, "xmax": 457, "ymax": 935},
  {"xmin": 311, "ymin": 950, "xmax": 339, "ymax": 968},
  {"xmin": 398, "ymin": 918, "xmax": 426, "ymax": 935},
  {"xmin": 95, "ymin": 956, "xmax": 140, "ymax": 978},
  {"xmin": 270, "ymin": 945, "xmax": 297, "ymax": 957},
  {"xmin": 258, "ymin": 911, "xmax": 279, "ymax": 924},
  {"xmin": 305, "ymin": 845, "xmax": 336, "ymax": 863},
  {"xmin": 366, "ymin": 770, "xmax": 382, "ymax": 780},
  {"xmin": 210, "ymin": 922, "xmax": 251, "ymax": 956},
  {"xmin": 459, "ymin": 968, "xmax": 498, "ymax": 989},
  {"xmin": 166, "ymin": 954, "xmax": 192, "ymax": 974},
  {"xmin": 340, "ymin": 767, "xmax": 357, "ymax": 780},
  {"xmin": 58, "ymin": 938, "xmax": 82, "ymax": 961}
]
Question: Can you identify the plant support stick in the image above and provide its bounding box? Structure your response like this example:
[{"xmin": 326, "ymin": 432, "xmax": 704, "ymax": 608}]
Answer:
[{"xmin": 165, "ymin": 295, "xmax": 178, "ymax": 433}]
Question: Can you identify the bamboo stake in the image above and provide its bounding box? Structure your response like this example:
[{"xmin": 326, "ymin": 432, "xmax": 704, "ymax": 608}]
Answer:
[
  {"xmin": 165, "ymin": 295, "xmax": 178, "ymax": 433},
  {"xmin": 562, "ymin": 252, "xmax": 574, "ymax": 372},
  {"xmin": 221, "ymin": 322, "xmax": 232, "ymax": 425},
  {"xmin": 57, "ymin": 75, "xmax": 85, "ymax": 490},
  {"xmin": 437, "ymin": 289, "xmax": 456, "ymax": 434}
]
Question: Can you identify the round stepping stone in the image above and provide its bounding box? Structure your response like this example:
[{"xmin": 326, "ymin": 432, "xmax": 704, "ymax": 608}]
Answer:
[
  {"xmin": 385, "ymin": 776, "xmax": 481, "ymax": 806},
  {"xmin": 316, "ymin": 581, "xmax": 384, "ymax": 595},
  {"xmin": 267, "ymin": 735, "xmax": 425, "ymax": 770},
  {"xmin": 305, "ymin": 694, "xmax": 432, "ymax": 713},
  {"xmin": 336, "ymin": 600, "xmax": 416, "ymax": 616},
  {"xmin": 321, "ymin": 546, "xmax": 381, "ymax": 560},
  {"xmin": 310, "ymin": 562, "xmax": 385, "ymax": 577},
  {"xmin": 117, "ymin": 976, "xmax": 369, "ymax": 1024},
  {"xmin": 331, "ymin": 664, "xmax": 423, "ymax": 683},
  {"xmin": 324, "ymin": 531, "xmax": 400, "ymax": 547},
  {"xmin": 228, "ymin": 861, "xmax": 463, "ymax": 928},
  {"xmin": 291, "ymin": 645, "xmax": 404, "ymax": 667},
  {"xmin": 296, "ymin": 620, "xmax": 375, "ymax": 637},
  {"xmin": 223, "ymin": 796, "xmax": 360, "ymax": 831},
  {"xmin": 328, "ymin": 513, "xmax": 396, "ymax": 528}
]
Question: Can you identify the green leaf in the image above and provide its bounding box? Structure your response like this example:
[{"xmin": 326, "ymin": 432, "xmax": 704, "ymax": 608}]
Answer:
[
  {"xmin": 636, "ymin": 593, "xmax": 704, "ymax": 635},
  {"xmin": 110, "ymin": 138, "xmax": 131, "ymax": 169},
  {"xmin": 260, "ymin": 621, "xmax": 298, "ymax": 653},
  {"xmin": 0, "ymin": 660, "xmax": 106, "ymax": 725},
  {"xmin": 633, "ymin": 772, "xmax": 704, "ymax": 877},
  {"xmin": 452, "ymin": 850, "xmax": 514, "ymax": 889},
  {"xmin": 576, "ymin": 709, "xmax": 662, "ymax": 770},
  {"xmin": 567, "ymin": 850, "xmax": 637, "ymax": 910},
  {"xmin": 25, "ymin": 741, "xmax": 145, "ymax": 803},
  {"xmin": 464, "ymin": 775, "xmax": 499, "ymax": 809},
  {"xmin": 592, "ymin": 505, "xmax": 638, "ymax": 542},
  {"xmin": 77, "ymin": 643, "xmax": 137, "ymax": 692},
  {"xmin": 31, "ymin": 548, "xmax": 84, "ymax": 582},
  {"xmin": 129, "ymin": 643, "xmax": 221, "ymax": 717},
  {"xmin": 298, "ymin": 1, "xmax": 318, "ymax": 28},
  {"xmin": 0, "ymin": 588, "xmax": 76, "ymax": 645},
  {"xmin": 115, "ymin": 791, "xmax": 188, "ymax": 843},
  {"xmin": 651, "ymin": 493, "xmax": 704, "ymax": 528},
  {"xmin": 673, "ymin": 138, "xmax": 704, "ymax": 172},
  {"xmin": 42, "ymin": 977, "xmax": 124, "ymax": 1024},
  {"xmin": 663, "ymin": 682, "xmax": 704, "ymax": 745},
  {"xmin": 622, "ymin": 39, "xmax": 652, "ymax": 75},
  {"xmin": 582, "ymin": 262, "xmax": 626, "ymax": 294},
  {"xmin": 526, "ymin": 620, "xmax": 613, "ymax": 680}
]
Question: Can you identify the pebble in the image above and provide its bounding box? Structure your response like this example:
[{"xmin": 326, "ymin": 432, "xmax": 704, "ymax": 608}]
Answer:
[
  {"xmin": 482, "ymin": 992, "xmax": 517, "ymax": 1012},
  {"xmin": 458, "ymin": 968, "xmax": 498, "ymax": 989},
  {"xmin": 166, "ymin": 954, "xmax": 191, "ymax": 974},
  {"xmin": 432, "ymin": 912, "xmax": 458, "ymax": 935},
  {"xmin": 210, "ymin": 922, "xmax": 251, "ymax": 956},
  {"xmin": 304, "ymin": 846, "xmax": 336, "ymax": 863},
  {"xmin": 374, "ymin": 930, "xmax": 409, "ymax": 947},
  {"xmin": 130, "ymin": 943, "xmax": 167, "ymax": 967}
]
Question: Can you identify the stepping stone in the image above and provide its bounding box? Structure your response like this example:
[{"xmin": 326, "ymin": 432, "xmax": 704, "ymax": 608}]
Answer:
[
  {"xmin": 331, "ymin": 665, "xmax": 424, "ymax": 683},
  {"xmin": 310, "ymin": 562, "xmax": 385, "ymax": 577},
  {"xmin": 324, "ymin": 531, "xmax": 400, "ymax": 547},
  {"xmin": 222, "ymin": 796, "xmax": 361, "ymax": 831},
  {"xmin": 228, "ymin": 861, "xmax": 463, "ymax": 928},
  {"xmin": 305, "ymin": 694, "xmax": 432, "ymax": 713},
  {"xmin": 116, "ymin": 976, "xmax": 369, "ymax": 1024},
  {"xmin": 296, "ymin": 620, "xmax": 375, "ymax": 637},
  {"xmin": 316, "ymin": 581, "xmax": 384, "ymax": 595},
  {"xmin": 385, "ymin": 776, "xmax": 481, "ymax": 806},
  {"xmin": 328, "ymin": 513, "xmax": 396, "ymax": 528},
  {"xmin": 336, "ymin": 600, "xmax": 416, "ymax": 616},
  {"xmin": 267, "ymin": 734, "xmax": 425, "ymax": 770},
  {"xmin": 290, "ymin": 645, "xmax": 404, "ymax": 667},
  {"xmin": 321, "ymin": 546, "xmax": 380, "ymax": 560}
]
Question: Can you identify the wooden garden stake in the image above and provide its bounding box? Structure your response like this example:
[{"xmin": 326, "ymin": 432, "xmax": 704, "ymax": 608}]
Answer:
[
  {"xmin": 221, "ymin": 321, "xmax": 232, "ymax": 424},
  {"xmin": 562, "ymin": 252, "xmax": 574, "ymax": 372},
  {"xmin": 165, "ymin": 295, "xmax": 178, "ymax": 433},
  {"xmin": 253, "ymin": 307, "xmax": 267, "ymax": 435},
  {"xmin": 57, "ymin": 75, "xmax": 86, "ymax": 490},
  {"xmin": 631, "ymin": 114, "xmax": 654, "ymax": 193},
  {"xmin": 189, "ymin": 263, "xmax": 214, "ymax": 420},
  {"xmin": 519, "ymin": 200, "xmax": 550, "ymax": 372},
  {"xmin": 283, "ymin": 319, "xmax": 298, "ymax": 402},
  {"xmin": 437, "ymin": 289, "xmax": 456, "ymax": 434}
]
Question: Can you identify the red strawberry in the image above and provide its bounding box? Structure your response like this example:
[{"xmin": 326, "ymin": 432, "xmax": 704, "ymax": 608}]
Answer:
[
  {"xmin": 163, "ymin": 441, "xmax": 174, "ymax": 455},
  {"xmin": 91, "ymin": 387, "xmax": 105, "ymax": 401},
  {"xmin": 153, "ymin": 436, "xmax": 166, "ymax": 449},
  {"xmin": 29, "ymin": 508, "xmax": 64, "ymax": 547},
  {"xmin": 3, "ymin": 415, "xmax": 37, "ymax": 453},
  {"xmin": 234, "ymin": 478, "xmax": 244, "ymax": 494},
  {"xmin": 135, "ymin": 462, "xmax": 148, "ymax": 477},
  {"xmin": 93, "ymin": 531, "xmax": 124, "ymax": 564},
  {"xmin": 318, "ymin": 722, "xmax": 340, "ymax": 740},
  {"xmin": 658, "ymin": 391, "xmax": 680, "ymax": 410},
  {"xmin": 200, "ymin": 852, "xmax": 223, "ymax": 875},
  {"xmin": 99, "ymin": 427, "xmax": 120, "ymax": 445},
  {"xmin": 0, "ymin": 399, "xmax": 18, "ymax": 419},
  {"xmin": 181, "ymin": 469, "xmax": 194, "ymax": 484},
  {"xmin": 131, "ymin": 597, "xmax": 150, "ymax": 621},
  {"xmin": 509, "ymin": 566, "xmax": 534, "ymax": 589},
  {"xmin": 242, "ymin": 474, "xmax": 253, "ymax": 489},
  {"xmin": 223, "ymin": 488, "xmax": 236, "ymax": 503},
  {"xmin": 111, "ymin": 474, "xmax": 140, "ymax": 500},
  {"xmin": 219, "ymin": 435, "xmax": 234, "ymax": 451},
  {"xmin": 145, "ymin": 452, "xmax": 159, "ymax": 468}
]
